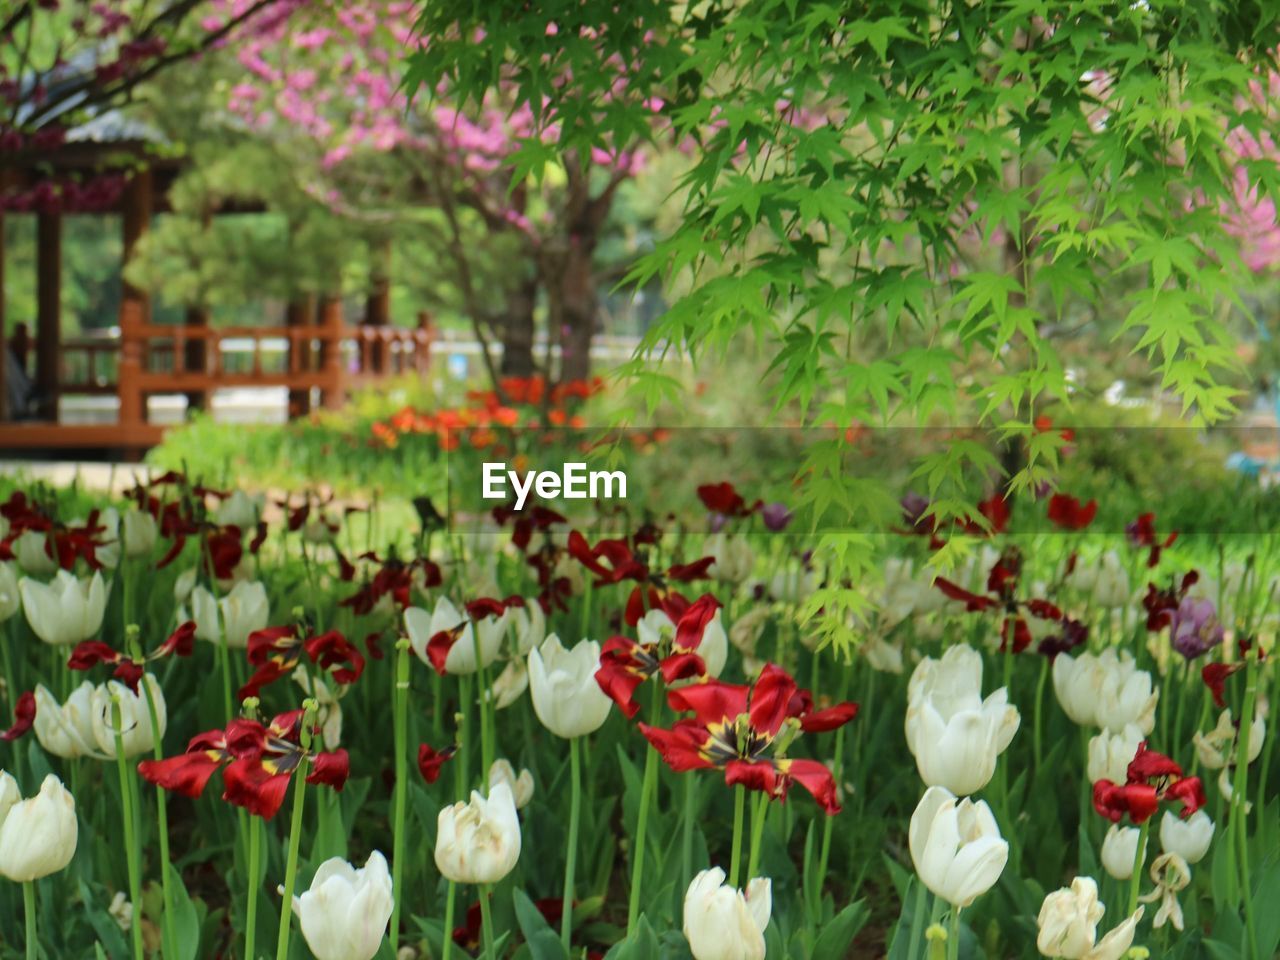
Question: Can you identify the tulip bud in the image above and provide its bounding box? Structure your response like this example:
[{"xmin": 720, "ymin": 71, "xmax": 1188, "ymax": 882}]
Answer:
[
  {"xmin": 1086, "ymin": 724, "xmax": 1144, "ymax": 785},
  {"xmin": 1035, "ymin": 876, "xmax": 1142, "ymax": 960},
  {"xmin": 292, "ymin": 851, "xmax": 394, "ymax": 960},
  {"xmin": 682, "ymin": 867, "xmax": 771, "ymax": 960},
  {"xmin": 434, "ymin": 783, "xmax": 521, "ymax": 885},
  {"xmin": 488, "ymin": 759, "xmax": 534, "ymax": 809},
  {"xmin": 191, "ymin": 580, "xmax": 271, "ymax": 650},
  {"xmin": 19, "ymin": 570, "xmax": 107, "ymax": 646},
  {"xmin": 1100, "ymin": 825, "xmax": 1145, "ymax": 881},
  {"xmin": 909, "ymin": 786, "xmax": 1008, "ymax": 908},
  {"xmin": 121, "ymin": 510, "xmax": 158, "ymax": 559},
  {"xmin": 0, "ymin": 773, "xmax": 78, "ymax": 881},
  {"xmin": 33, "ymin": 683, "xmax": 101, "ymax": 759},
  {"xmin": 0, "ymin": 562, "xmax": 19, "ymax": 622},
  {"xmin": 91, "ymin": 676, "xmax": 167, "ymax": 759},
  {"xmin": 707, "ymin": 533, "xmax": 754, "ymax": 584},
  {"xmin": 13, "ymin": 530, "xmax": 56, "ymax": 576},
  {"xmin": 293, "ymin": 668, "xmax": 343, "ymax": 750},
  {"xmin": 1159, "ymin": 810, "xmax": 1213, "ymax": 865},
  {"xmin": 527, "ymin": 635, "xmax": 612, "ymax": 739}
]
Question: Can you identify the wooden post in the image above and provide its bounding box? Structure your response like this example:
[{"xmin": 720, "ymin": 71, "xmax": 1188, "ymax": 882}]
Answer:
[
  {"xmin": 363, "ymin": 237, "xmax": 391, "ymax": 374},
  {"xmin": 0, "ymin": 207, "xmax": 7, "ymax": 423},
  {"xmin": 35, "ymin": 211, "xmax": 61, "ymax": 421},
  {"xmin": 318, "ymin": 295, "xmax": 344, "ymax": 410},
  {"xmin": 184, "ymin": 206, "xmax": 211, "ymax": 412},
  {"xmin": 119, "ymin": 169, "xmax": 152, "ymax": 435},
  {"xmin": 286, "ymin": 295, "xmax": 313, "ymax": 417}
]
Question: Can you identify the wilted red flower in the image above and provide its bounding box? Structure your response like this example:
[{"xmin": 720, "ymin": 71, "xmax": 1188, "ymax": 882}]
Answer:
[
  {"xmin": 569, "ymin": 531, "xmax": 713, "ymax": 625},
  {"xmin": 595, "ymin": 594, "xmax": 722, "ymax": 717},
  {"xmin": 1141, "ymin": 571, "xmax": 1199, "ymax": 632},
  {"xmin": 934, "ymin": 547, "xmax": 1062, "ymax": 652},
  {"xmin": 67, "ymin": 621, "xmax": 197, "ymax": 691},
  {"xmin": 421, "ymin": 597, "xmax": 523, "ymax": 675},
  {"xmin": 1092, "ymin": 743, "xmax": 1205, "ymax": 824},
  {"xmin": 1, "ymin": 691, "xmax": 36, "ymax": 741},
  {"xmin": 1046, "ymin": 494, "xmax": 1097, "ymax": 531},
  {"xmin": 638, "ymin": 663, "xmax": 857, "ymax": 814},
  {"xmin": 0, "ymin": 492, "xmax": 110, "ymax": 570},
  {"xmin": 240, "ymin": 625, "xmax": 365, "ymax": 700},
  {"xmin": 1126, "ymin": 513, "xmax": 1177, "ymax": 567},
  {"xmin": 696, "ymin": 482, "xmax": 761, "ymax": 519},
  {"xmin": 338, "ymin": 548, "xmax": 442, "ymax": 615},
  {"xmin": 417, "ymin": 743, "xmax": 457, "ymax": 783},
  {"xmin": 139, "ymin": 708, "xmax": 348, "ymax": 820}
]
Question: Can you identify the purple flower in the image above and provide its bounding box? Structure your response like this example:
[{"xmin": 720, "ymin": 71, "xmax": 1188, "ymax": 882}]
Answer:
[
  {"xmin": 901, "ymin": 491, "xmax": 931, "ymax": 530},
  {"xmin": 1170, "ymin": 597, "xmax": 1224, "ymax": 660},
  {"xmin": 761, "ymin": 502, "xmax": 793, "ymax": 532},
  {"xmin": 708, "ymin": 512, "xmax": 727, "ymax": 534}
]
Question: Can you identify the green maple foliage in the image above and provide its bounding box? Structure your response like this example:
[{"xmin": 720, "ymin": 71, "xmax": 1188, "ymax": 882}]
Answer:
[{"xmin": 408, "ymin": 0, "xmax": 1280, "ymax": 649}]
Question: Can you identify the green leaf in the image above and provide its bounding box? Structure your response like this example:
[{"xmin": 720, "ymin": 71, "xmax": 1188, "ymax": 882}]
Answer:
[
  {"xmin": 810, "ymin": 899, "xmax": 870, "ymax": 960},
  {"xmin": 513, "ymin": 888, "xmax": 569, "ymax": 960}
]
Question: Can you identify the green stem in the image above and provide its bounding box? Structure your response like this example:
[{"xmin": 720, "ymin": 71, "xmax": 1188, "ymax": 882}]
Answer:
[
  {"xmin": 457, "ymin": 673, "xmax": 473, "ymax": 801},
  {"xmin": 746, "ymin": 792, "xmax": 767, "ymax": 881},
  {"xmin": 390, "ymin": 639, "xmax": 411, "ymax": 951},
  {"xmin": 112, "ymin": 699, "xmax": 144, "ymax": 960},
  {"xmin": 23, "ymin": 880, "xmax": 37, "ymax": 960},
  {"xmin": 275, "ymin": 764, "xmax": 310, "ymax": 960},
  {"xmin": 141, "ymin": 678, "xmax": 177, "ymax": 960},
  {"xmin": 246, "ymin": 815, "xmax": 261, "ymax": 960},
  {"xmin": 479, "ymin": 885, "xmax": 496, "ymax": 960},
  {"xmin": 561, "ymin": 736, "xmax": 582, "ymax": 951},
  {"xmin": 681, "ymin": 771, "xmax": 696, "ymax": 885},
  {"xmin": 1127, "ymin": 819, "xmax": 1150, "ymax": 917},
  {"xmin": 946, "ymin": 906, "xmax": 962, "ymax": 960},
  {"xmin": 905, "ymin": 879, "xmax": 927, "ymax": 960},
  {"xmin": 728, "ymin": 784, "xmax": 746, "ymax": 889},
  {"xmin": 626, "ymin": 683, "xmax": 662, "ymax": 934},
  {"xmin": 441, "ymin": 881, "xmax": 456, "ymax": 960},
  {"xmin": 1232, "ymin": 650, "xmax": 1260, "ymax": 955},
  {"xmin": 1032, "ymin": 655, "xmax": 1048, "ymax": 775}
]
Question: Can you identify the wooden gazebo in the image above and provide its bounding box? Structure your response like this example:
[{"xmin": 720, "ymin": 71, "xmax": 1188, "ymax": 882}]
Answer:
[{"xmin": 0, "ymin": 134, "xmax": 433, "ymax": 456}]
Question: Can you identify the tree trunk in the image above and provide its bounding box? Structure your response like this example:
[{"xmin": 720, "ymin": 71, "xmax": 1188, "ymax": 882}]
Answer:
[
  {"xmin": 500, "ymin": 274, "xmax": 538, "ymax": 377},
  {"xmin": 558, "ymin": 239, "xmax": 596, "ymax": 383}
]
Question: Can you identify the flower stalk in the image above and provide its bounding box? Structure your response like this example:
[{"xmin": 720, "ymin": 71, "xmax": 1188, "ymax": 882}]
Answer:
[
  {"xmin": 111, "ymin": 694, "xmax": 145, "ymax": 960},
  {"xmin": 390, "ymin": 637, "xmax": 411, "ymax": 951},
  {"xmin": 561, "ymin": 735, "xmax": 582, "ymax": 951},
  {"xmin": 275, "ymin": 700, "xmax": 317, "ymax": 960}
]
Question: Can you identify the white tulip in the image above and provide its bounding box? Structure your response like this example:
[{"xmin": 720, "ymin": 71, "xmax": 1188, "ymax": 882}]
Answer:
[
  {"xmin": 1159, "ymin": 810, "xmax": 1214, "ymax": 865},
  {"xmin": 90, "ymin": 508, "xmax": 121, "ymax": 570},
  {"xmin": 767, "ymin": 566, "xmax": 817, "ymax": 603},
  {"xmin": 1086, "ymin": 724, "xmax": 1144, "ymax": 785},
  {"xmin": 405, "ymin": 597, "xmax": 507, "ymax": 675},
  {"xmin": 640, "ymin": 608, "xmax": 727, "ymax": 679},
  {"xmin": 292, "ymin": 851, "xmax": 393, "ymax": 960},
  {"xmin": 906, "ymin": 645, "xmax": 1018, "ymax": 795},
  {"xmin": 434, "ymin": 782, "xmax": 521, "ymax": 885},
  {"xmin": 527, "ymin": 635, "xmax": 612, "ymax": 739},
  {"xmin": 487, "ymin": 659, "xmax": 530, "ymax": 709},
  {"xmin": 1035, "ymin": 876, "xmax": 1142, "ymax": 960},
  {"xmin": 191, "ymin": 581, "xmax": 270, "ymax": 649},
  {"xmin": 707, "ymin": 533, "xmax": 755, "ymax": 584},
  {"xmin": 294, "ymin": 668, "xmax": 343, "ymax": 750},
  {"xmin": 862, "ymin": 635, "xmax": 904, "ymax": 674},
  {"xmin": 13, "ymin": 530, "xmax": 56, "ymax": 575},
  {"xmin": 881, "ymin": 557, "xmax": 947, "ymax": 624},
  {"xmin": 19, "ymin": 570, "xmax": 107, "ymax": 646},
  {"xmin": 729, "ymin": 607, "xmax": 770, "ymax": 657},
  {"xmin": 909, "ymin": 786, "xmax": 1008, "ymax": 908},
  {"xmin": 488, "ymin": 759, "xmax": 534, "ymax": 809},
  {"xmin": 1100, "ymin": 825, "xmax": 1145, "ymax": 881},
  {"xmin": 173, "ymin": 568, "xmax": 197, "ymax": 605},
  {"xmin": 511, "ymin": 600, "xmax": 546, "ymax": 655},
  {"xmin": 91, "ymin": 676, "xmax": 167, "ymax": 759},
  {"xmin": 1193, "ymin": 708, "xmax": 1265, "ymax": 769},
  {"xmin": 33, "ymin": 683, "xmax": 102, "ymax": 759},
  {"xmin": 0, "ymin": 562, "xmax": 20, "ymax": 622},
  {"xmin": 215, "ymin": 490, "xmax": 264, "ymax": 528},
  {"xmin": 1138, "ymin": 852, "xmax": 1191, "ymax": 931},
  {"xmin": 1053, "ymin": 649, "xmax": 1158, "ymax": 733},
  {"xmin": 121, "ymin": 510, "xmax": 158, "ymax": 559},
  {"xmin": 0, "ymin": 773, "xmax": 78, "ymax": 881},
  {"xmin": 682, "ymin": 867, "xmax": 771, "ymax": 960}
]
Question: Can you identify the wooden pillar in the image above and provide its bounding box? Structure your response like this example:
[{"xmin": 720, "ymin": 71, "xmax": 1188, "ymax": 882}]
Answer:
[
  {"xmin": 286, "ymin": 295, "xmax": 313, "ymax": 417},
  {"xmin": 35, "ymin": 211, "xmax": 61, "ymax": 421},
  {"xmin": 184, "ymin": 305, "xmax": 209, "ymax": 411},
  {"xmin": 119, "ymin": 170, "xmax": 152, "ymax": 432},
  {"xmin": 0, "ymin": 207, "xmax": 7, "ymax": 423},
  {"xmin": 318, "ymin": 295, "xmax": 344, "ymax": 410},
  {"xmin": 363, "ymin": 238, "xmax": 391, "ymax": 374}
]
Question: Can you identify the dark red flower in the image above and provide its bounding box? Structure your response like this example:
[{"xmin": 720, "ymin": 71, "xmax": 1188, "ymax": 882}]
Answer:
[
  {"xmin": 934, "ymin": 546, "xmax": 1062, "ymax": 652},
  {"xmin": 67, "ymin": 622, "xmax": 196, "ymax": 692},
  {"xmin": 1201, "ymin": 661, "xmax": 1245, "ymax": 709},
  {"xmin": 417, "ymin": 743, "xmax": 457, "ymax": 783},
  {"xmin": 139, "ymin": 708, "xmax": 348, "ymax": 820},
  {"xmin": 1141, "ymin": 571, "xmax": 1200, "ymax": 632},
  {"xmin": 1126, "ymin": 513, "xmax": 1177, "ymax": 567},
  {"xmin": 696, "ymin": 482, "xmax": 761, "ymax": 519},
  {"xmin": 240, "ymin": 625, "xmax": 365, "ymax": 700},
  {"xmin": 1092, "ymin": 743, "xmax": 1205, "ymax": 824},
  {"xmin": 569, "ymin": 531, "xmax": 713, "ymax": 626},
  {"xmin": 638, "ymin": 663, "xmax": 856, "ymax": 813},
  {"xmin": 493, "ymin": 504, "xmax": 567, "ymax": 552},
  {"xmin": 595, "ymin": 594, "xmax": 722, "ymax": 717},
  {"xmin": 1047, "ymin": 494, "xmax": 1097, "ymax": 531},
  {"xmin": 339, "ymin": 549, "xmax": 442, "ymax": 615},
  {"xmin": 1, "ymin": 691, "xmax": 36, "ymax": 741}
]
